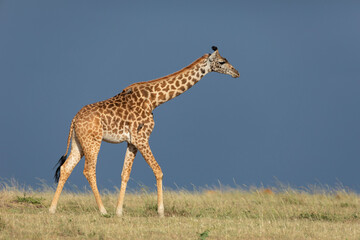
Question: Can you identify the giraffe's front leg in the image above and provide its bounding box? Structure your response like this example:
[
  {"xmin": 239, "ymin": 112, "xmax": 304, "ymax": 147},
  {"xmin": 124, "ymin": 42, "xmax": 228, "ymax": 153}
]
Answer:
[
  {"xmin": 116, "ymin": 143, "xmax": 137, "ymax": 217},
  {"xmin": 136, "ymin": 141, "xmax": 164, "ymax": 217}
]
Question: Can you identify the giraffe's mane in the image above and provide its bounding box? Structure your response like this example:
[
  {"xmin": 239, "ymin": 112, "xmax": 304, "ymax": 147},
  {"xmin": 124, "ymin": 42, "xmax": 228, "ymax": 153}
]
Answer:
[{"xmin": 123, "ymin": 54, "xmax": 209, "ymax": 90}]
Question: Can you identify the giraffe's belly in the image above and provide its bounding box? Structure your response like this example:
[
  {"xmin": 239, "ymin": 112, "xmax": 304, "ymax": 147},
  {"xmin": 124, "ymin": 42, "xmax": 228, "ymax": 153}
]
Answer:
[{"xmin": 102, "ymin": 130, "xmax": 131, "ymax": 144}]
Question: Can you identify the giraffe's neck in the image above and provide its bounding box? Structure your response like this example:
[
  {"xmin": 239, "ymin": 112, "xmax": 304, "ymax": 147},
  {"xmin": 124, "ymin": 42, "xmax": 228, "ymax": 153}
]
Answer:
[{"xmin": 123, "ymin": 54, "xmax": 211, "ymax": 109}]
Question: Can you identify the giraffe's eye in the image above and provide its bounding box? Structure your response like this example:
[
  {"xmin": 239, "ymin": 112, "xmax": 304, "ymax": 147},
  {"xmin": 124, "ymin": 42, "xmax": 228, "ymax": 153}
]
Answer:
[{"xmin": 219, "ymin": 61, "xmax": 226, "ymax": 65}]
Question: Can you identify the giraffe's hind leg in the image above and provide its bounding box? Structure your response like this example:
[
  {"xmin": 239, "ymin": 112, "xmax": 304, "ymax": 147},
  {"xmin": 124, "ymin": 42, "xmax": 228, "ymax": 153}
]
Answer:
[
  {"xmin": 82, "ymin": 138, "xmax": 107, "ymax": 215},
  {"xmin": 49, "ymin": 134, "xmax": 83, "ymax": 213}
]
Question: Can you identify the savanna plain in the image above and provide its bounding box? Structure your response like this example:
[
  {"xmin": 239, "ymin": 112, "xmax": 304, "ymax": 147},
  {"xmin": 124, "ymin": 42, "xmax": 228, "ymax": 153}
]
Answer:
[{"xmin": 0, "ymin": 180, "xmax": 359, "ymax": 240}]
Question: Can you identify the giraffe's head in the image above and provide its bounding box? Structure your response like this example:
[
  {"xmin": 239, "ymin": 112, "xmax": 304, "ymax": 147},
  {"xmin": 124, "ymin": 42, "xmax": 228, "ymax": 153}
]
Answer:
[{"xmin": 208, "ymin": 46, "xmax": 240, "ymax": 78}]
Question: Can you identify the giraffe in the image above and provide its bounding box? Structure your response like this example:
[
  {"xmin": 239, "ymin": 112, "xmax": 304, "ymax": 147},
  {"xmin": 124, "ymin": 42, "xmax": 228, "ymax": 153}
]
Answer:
[{"xmin": 49, "ymin": 46, "xmax": 240, "ymax": 217}]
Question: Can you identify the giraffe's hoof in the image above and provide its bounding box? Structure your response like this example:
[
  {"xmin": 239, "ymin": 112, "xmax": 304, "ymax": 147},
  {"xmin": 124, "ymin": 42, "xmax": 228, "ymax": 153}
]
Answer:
[
  {"xmin": 99, "ymin": 207, "xmax": 107, "ymax": 215},
  {"xmin": 158, "ymin": 206, "xmax": 164, "ymax": 217},
  {"xmin": 116, "ymin": 209, "xmax": 123, "ymax": 217},
  {"xmin": 49, "ymin": 207, "xmax": 56, "ymax": 214}
]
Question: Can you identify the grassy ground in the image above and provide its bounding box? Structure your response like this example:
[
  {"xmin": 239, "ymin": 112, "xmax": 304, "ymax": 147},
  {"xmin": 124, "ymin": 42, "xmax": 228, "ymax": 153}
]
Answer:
[{"xmin": 0, "ymin": 182, "xmax": 359, "ymax": 239}]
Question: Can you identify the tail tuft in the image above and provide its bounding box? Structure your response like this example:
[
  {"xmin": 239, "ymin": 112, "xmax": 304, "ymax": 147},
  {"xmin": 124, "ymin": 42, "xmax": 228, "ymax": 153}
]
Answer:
[{"xmin": 54, "ymin": 155, "xmax": 67, "ymax": 183}]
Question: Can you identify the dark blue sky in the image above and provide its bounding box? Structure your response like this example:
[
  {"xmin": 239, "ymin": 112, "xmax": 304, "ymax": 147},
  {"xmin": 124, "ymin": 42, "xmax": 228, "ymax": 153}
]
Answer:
[{"xmin": 1, "ymin": 1, "xmax": 360, "ymax": 191}]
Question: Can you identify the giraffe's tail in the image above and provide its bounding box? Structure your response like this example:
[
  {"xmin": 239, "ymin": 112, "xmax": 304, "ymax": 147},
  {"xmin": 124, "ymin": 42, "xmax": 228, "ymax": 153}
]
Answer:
[
  {"xmin": 54, "ymin": 155, "xmax": 66, "ymax": 183},
  {"xmin": 54, "ymin": 118, "xmax": 75, "ymax": 183}
]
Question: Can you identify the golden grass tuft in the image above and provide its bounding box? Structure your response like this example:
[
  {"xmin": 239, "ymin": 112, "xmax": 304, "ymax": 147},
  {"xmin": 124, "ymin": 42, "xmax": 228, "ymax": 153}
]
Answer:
[{"xmin": 0, "ymin": 180, "xmax": 359, "ymax": 239}]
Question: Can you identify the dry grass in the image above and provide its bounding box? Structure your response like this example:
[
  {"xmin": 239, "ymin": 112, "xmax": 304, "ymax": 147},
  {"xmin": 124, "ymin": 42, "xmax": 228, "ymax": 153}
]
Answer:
[{"xmin": 0, "ymin": 181, "xmax": 359, "ymax": 239}]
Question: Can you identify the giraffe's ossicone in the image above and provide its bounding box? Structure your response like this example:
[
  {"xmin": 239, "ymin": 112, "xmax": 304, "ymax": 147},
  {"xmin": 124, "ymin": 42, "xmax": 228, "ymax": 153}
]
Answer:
[{"xmin": 49, "ymin": 46, "xmax": 240, "ymax": 217}]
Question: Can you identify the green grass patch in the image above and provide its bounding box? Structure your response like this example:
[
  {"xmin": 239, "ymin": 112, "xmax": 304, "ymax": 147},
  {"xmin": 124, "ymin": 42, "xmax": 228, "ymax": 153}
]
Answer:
[
  {"xmin": 198, "ymin": 229, "xmax": 210, "ymax": 240},
  {"xmin": 15, "ymin": 194, "xmax": 43, "ymax": 205}
]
